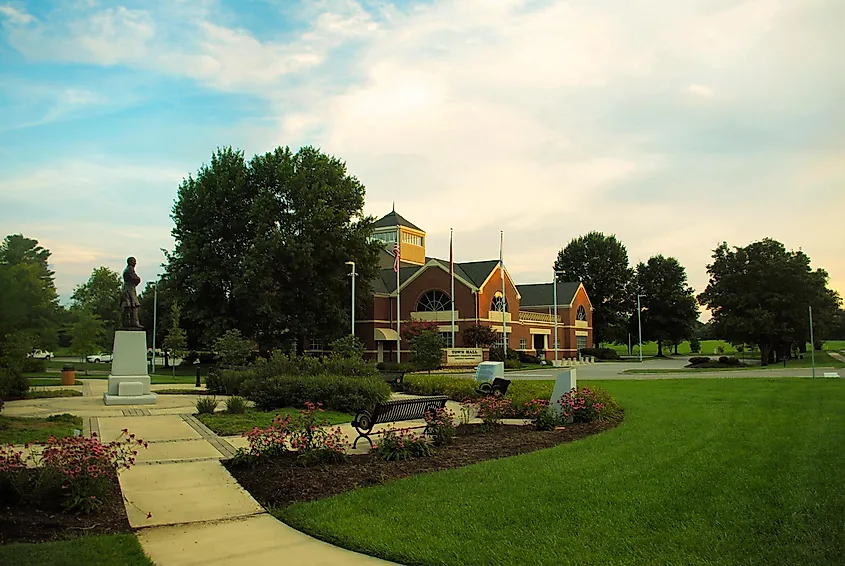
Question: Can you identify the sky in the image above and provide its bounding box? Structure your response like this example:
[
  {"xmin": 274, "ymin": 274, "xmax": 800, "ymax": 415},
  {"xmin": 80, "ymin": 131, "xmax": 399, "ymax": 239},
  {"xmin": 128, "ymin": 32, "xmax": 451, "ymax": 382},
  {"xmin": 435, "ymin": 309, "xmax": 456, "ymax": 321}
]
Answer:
[{"xmin": 1, "ymin": 0, "xmax": 843, "ymax": 317}]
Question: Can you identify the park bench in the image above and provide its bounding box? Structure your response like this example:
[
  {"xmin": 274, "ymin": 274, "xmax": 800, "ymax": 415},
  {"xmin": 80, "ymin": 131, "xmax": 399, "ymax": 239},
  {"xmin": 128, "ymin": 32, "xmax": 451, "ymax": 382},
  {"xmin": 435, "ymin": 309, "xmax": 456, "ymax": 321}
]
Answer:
[
  {"xmin": 378, "ymin": 369, "xmax": 405, "ymax": 386},
  {"xmin": 351, "ymin": 395, "xmax": 449, "ymax": 448},
  {"xmin": 476, "ymin": 377, "xmax": 511, "ymax": 398}
]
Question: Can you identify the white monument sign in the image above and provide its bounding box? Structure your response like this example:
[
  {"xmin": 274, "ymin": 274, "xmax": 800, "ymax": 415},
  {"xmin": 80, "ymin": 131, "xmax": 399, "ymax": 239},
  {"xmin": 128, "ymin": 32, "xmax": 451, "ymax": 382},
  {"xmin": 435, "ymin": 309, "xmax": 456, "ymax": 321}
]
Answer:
[
  {"xmin": 548, "ymin": 368, "xmax": 577, "ymax": 417},
  {"xmin": 446, "ymin": 348, "xmax": 484, "ymax": 366}
]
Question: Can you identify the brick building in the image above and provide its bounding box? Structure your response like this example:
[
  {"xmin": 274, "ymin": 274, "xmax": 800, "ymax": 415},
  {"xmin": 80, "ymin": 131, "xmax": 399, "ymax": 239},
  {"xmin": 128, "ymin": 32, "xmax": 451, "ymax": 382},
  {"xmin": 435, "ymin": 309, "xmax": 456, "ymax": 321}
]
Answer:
[{"xmin": 356, "ymin": 210, "xmax": 593, "ymax": 362}]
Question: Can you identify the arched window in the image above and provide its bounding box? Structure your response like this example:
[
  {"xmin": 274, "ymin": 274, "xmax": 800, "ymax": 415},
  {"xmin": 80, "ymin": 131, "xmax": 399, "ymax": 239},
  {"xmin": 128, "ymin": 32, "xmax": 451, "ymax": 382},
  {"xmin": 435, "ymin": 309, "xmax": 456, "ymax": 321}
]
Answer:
[
  {"xmin": 416, "ymin": 290, "xmax": 452, "ymax": 312},
  {"xmin": 491, "ymin": 292, "xmax": 508, "ymax": 313},
  {"xmin": 577, "ymin": 305, "xmax": 587, "ymax": 321}
]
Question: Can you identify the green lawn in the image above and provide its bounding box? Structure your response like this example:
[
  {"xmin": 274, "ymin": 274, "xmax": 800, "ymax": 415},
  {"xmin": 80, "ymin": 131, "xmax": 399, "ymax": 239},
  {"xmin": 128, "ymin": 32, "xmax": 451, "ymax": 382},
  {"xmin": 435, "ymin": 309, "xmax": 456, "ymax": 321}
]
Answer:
[
  {"xmin": 277, "ymin": 379, "xmax": 845, "ymax": 566},
  {"xmin": 0, "ymin": 534, "xmax": 152, "ymax": 566},
  {"xmin": 822, "ymin": 340, "xmax": 845, "ymax": 352},
  {"xmin": 197, "ymin": 408, "xmax": 353, "ymax": 436},
  {"xmin": 623, "ymin": 351, "xmax": 844, "ymax": 374},
  {"xmin": 0, "ymin": 413, "xmax": 83, "ymax": 444}
]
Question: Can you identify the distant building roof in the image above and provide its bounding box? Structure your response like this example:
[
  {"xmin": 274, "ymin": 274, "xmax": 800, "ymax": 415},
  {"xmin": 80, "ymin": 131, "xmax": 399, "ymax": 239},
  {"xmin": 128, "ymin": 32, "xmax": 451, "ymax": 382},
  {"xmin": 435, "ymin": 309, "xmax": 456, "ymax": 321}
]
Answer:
[
  {"xmin": 517, "ymin": 282, "xmax": 582, "ymax": 307},
  {"xmin": 373, "ymin": 210, "xmax": 423, "ymax": 232}
]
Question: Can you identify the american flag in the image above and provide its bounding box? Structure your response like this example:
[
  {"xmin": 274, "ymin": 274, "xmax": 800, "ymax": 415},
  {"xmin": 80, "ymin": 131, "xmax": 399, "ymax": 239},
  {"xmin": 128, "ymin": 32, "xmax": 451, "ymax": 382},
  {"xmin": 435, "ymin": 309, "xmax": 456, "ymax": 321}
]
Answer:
[{"xmin": 393, "ymin": 242, "xmax": 400, "ymax": 273}]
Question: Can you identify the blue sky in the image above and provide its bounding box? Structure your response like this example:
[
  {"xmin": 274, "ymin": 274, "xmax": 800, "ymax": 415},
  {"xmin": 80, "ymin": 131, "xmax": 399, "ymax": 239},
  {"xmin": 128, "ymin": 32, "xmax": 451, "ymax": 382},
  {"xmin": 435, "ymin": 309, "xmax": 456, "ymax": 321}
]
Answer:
[{"xmin": 1, "ymin": 0, "xmax": 843, "ymax": 310}]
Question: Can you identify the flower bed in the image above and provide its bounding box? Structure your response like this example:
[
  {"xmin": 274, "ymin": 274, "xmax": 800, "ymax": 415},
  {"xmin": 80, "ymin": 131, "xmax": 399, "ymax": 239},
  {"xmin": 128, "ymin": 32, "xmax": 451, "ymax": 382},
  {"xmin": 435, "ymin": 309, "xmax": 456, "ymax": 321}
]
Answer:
[
  {"xmin": 226, "ymin": 419, "xmax": 621, "ymax": 509},
  {"xmin": 0, "ymin": 431, "xmax": 146, "ymax": 544}
]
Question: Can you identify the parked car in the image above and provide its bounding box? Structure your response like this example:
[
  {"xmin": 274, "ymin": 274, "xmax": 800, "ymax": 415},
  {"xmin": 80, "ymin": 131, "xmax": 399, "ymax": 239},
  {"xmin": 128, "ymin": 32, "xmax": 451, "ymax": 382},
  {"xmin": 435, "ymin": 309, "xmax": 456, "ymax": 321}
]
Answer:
[
  {"xmin": 86, "ymin": 352, "xmax": 114, "ymax": 363},
  {"xmin": 28, "ymin": 349, "xmax": 54, "ymax": 360}
]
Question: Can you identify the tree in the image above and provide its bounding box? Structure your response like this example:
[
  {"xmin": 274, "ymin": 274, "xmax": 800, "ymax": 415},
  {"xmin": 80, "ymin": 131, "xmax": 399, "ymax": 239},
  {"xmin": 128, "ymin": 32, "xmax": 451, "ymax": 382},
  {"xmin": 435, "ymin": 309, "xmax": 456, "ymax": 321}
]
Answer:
[
  {"xmin": 71, "ymin": 266, "xmax": 122, "ymax": 346},
  {"xmin": 554, "ymin": 232, "xmax": 633, "ymax": 346},
  {"xmin": 138, "ymin": 278, "xmax": 180, "ymax": 352},
  {"xmin": 410, "ymin": 330, "xmax": 445, "ymax": 373},
  {"xmin": 698, "ymin": 239, "xmax": 842, "ymax": 365},
  {"xmin": 163, "ymin": 304, "xmax": 188, "ymax": 375},
  {"xmin": 401, "ymin": 319, "xmax": 441, "ymax": 344},
  {"xmin": 69, "ymin": 308, "xmax": 104, "ymax": 375},
  {"xmin": 329, "ymin": 335, "xmax": 364, "ymax": 359},
  {"xmin": 212, "ymin": 329, "xmax": 253, "ymax": 367},
  {"xmin": 634, "ymin": 255, "xmax": 699, "ymax": 357},
  {"xmin": 462, "ymin": 324, "xmax": 497, "ymax": 348},
  {"xmin": 168, "ymin": 146, "xmax": 382, "ymax": 351},
  {"xmin": 0, "ymin": 234, "xmax": 60, "ymax": 352},
  {"xmin": 689, "ymin": 337, "xmax": 701, "ymax": 353}
]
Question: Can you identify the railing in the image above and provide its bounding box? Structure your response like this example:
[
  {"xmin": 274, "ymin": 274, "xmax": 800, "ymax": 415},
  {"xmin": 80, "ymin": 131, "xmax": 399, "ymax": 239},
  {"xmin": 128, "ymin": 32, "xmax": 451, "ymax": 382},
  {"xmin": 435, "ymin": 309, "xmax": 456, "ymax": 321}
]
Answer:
[{"xmin": 519, "ymin": 311, "xmax": 560, "ymax": 323}]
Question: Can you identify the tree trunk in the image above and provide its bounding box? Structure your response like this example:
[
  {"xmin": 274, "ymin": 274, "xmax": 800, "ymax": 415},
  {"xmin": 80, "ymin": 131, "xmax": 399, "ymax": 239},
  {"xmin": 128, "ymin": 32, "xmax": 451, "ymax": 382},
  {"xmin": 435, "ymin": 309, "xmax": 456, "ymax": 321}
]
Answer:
[
  {"xmin": 657, "ymin": 340, "xmax": 663, "ymax": 357},
  {"xmin": 760, "ymin": 343, "xmax": 770, "ymax": 366},
  {"xmin": 674, "ymin": 343, "xmax": 679, "ymax": 355}
]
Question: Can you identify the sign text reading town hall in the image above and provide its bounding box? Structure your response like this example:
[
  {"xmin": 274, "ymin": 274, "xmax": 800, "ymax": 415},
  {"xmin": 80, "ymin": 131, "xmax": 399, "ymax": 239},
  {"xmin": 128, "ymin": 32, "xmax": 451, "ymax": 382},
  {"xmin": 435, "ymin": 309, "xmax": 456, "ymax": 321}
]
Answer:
[{"xmin": 445, "ymin": 348, "xmax": 484, "ymax": 366}]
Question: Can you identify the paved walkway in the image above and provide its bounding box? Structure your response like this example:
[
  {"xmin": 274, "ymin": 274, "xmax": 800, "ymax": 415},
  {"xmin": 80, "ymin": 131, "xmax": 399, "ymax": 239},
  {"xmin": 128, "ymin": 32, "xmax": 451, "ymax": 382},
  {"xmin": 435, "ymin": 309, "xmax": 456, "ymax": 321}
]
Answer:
[{"xmin": 7, "ymin": 380, "xmax": 400, "ymax": 566}]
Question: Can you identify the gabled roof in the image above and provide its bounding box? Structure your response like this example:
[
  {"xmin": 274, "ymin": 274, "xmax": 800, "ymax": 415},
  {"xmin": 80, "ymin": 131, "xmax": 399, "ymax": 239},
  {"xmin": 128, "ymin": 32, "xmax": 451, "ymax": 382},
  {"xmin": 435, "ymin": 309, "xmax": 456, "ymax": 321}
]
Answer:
[
  {"xmin": 373, "ymin": 211, "xmax": 423, "ymax": 232},
  {"xmin": 517, "ymin": 282, "xmax": 582, "ymax": 307},
  {"xmin": 455, "ymin": 260, "xmax": 500, "ymax": 287},
  {"xmin": 372, "ymin": 266, "xmax": 424, "ymax": 294}
]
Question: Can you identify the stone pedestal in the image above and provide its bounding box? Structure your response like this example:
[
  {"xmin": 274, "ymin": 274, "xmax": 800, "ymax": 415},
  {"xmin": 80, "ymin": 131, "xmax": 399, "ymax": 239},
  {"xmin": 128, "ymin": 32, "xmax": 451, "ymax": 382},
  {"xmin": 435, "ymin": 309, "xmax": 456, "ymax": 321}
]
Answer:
[
  {"xmin": 549, "ymin": 369, "xmax": 577, "ymax": 417},
  {"xmin": 103, "ymin": 330, "xmax": 157, "ymax": 406}
]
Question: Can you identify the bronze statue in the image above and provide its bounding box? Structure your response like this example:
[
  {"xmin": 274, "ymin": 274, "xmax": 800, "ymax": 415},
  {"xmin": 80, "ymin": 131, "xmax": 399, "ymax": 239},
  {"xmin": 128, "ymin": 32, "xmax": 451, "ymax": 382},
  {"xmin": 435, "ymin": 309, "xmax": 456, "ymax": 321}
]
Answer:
[{"xmin": 121, "ymin": 256, "xmax": 143, "ymax": 329}]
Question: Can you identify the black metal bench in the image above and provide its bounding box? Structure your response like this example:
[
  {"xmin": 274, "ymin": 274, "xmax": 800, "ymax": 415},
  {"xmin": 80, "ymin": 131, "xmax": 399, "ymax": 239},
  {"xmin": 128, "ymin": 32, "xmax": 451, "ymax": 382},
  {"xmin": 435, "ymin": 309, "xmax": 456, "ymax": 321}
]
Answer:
[
  {"xmin": 378, "ymin": 370, "xmax": 405, "ymax": 386},
  {"xmin": 351, "ymin": 395, "xmax": 449, "ymax": 448},
  {"xmin": 476, "ymin": 378, "xmax": 511, "ymax": 397}
]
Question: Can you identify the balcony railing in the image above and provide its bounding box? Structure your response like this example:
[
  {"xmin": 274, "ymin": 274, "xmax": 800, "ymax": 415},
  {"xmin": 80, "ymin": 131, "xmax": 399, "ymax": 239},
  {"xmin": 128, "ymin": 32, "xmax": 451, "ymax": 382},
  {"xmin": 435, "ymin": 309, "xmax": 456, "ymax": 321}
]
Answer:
[{"xmin": 519, "ymin": 311, "xmax": 560, "ymax": 323}]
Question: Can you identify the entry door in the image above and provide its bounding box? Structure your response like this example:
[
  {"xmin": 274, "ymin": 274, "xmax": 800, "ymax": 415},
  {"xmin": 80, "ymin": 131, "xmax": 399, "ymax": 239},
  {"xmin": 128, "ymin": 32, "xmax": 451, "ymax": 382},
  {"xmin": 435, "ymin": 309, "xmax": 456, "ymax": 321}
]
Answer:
[
  {"xmin": 533, "ymin": 334, "xmax": 545, "ymax": 351},
  {"xmin": 377, "ymin": 342, "xmax": 384, "ymax": 363}
]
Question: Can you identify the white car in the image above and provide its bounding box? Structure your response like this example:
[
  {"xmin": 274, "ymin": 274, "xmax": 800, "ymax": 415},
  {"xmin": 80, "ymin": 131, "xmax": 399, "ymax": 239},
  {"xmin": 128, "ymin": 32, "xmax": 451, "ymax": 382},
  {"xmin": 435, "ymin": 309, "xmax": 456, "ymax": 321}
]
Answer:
[
  {"xmin": 28, "ymin": 349, "xmax": 53, "ymax": 360},
  {"xmin": 87, "ymin": 352, "xmax": 114, "ymax": 363}
]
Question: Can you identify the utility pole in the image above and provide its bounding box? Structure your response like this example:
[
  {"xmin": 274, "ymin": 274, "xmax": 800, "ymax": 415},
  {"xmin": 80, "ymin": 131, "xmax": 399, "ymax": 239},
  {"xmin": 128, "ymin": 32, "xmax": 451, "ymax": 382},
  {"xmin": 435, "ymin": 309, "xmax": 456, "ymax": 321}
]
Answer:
[
  {"xmin": 809, "ymin": 305, "xmax": 816, "ymax": 379},
  {"xmin": 345, "ymin": 261, "xmax": 356, "ymax": 336},
  {"xmin": 637, "ymin": 293, "xmax": 646, "ymax": 362}
]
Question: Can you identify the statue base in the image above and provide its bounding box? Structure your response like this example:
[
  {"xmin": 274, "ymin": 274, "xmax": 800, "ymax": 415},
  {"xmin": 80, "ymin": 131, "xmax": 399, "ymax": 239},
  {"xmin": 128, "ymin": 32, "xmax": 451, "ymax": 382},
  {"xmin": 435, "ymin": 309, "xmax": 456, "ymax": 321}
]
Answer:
[{"xmin": 103, "ymin": 330, "xmax": 157, "ymax": 406}]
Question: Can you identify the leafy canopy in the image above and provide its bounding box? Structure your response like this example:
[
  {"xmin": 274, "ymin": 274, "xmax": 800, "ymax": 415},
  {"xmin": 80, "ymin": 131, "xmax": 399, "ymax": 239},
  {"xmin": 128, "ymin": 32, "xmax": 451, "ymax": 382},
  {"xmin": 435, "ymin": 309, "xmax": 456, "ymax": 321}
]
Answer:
[
  {"xmin": 554, "ymin": 232, "xmax": 633, "ymax": 346},
  {"xmin": 168, "ymin": 146, "xmax": 381, "ymax": 351},
  {"xmin": 634, "ymin": 255, "xmax": 699, "ymax": 356}
]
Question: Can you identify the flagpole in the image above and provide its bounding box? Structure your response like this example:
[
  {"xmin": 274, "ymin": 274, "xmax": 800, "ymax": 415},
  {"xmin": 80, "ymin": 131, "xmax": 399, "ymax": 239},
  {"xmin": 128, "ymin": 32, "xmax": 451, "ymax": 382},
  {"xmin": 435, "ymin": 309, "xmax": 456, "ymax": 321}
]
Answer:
[
  {"xmin": 450, "ymin": 228, "xmax": 455, "ymax": 349},
  {"xmin": 396, "ymin": 224, "xmax": 401, "ymax": 363},
  {"xmin": 500, "ymin": 231, "xmax": 507, "ymax": 352}
]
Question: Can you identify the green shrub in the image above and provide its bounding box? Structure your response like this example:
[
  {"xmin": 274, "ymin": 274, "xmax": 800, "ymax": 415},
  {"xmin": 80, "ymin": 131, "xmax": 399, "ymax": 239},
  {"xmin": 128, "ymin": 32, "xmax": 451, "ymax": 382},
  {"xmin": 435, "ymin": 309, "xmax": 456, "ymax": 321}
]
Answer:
[
  {"xmin": 195, "ymin": 396, "xmax": 219, "ymax": 415},
  {"xmin": 719, "ymin": 356, "xmax": 741, "ymax": 366},
  {"xmin": 377, "ymin": 362, "xmax": 414, "ymax": 372},
  {"xmin": 402, "ymin": 374, "xmax": 480, "ymax": 401},
  {"xmin": 0, "ymin": 366, "xmax": 29, "ymax": 398},
  {"xmin": 689, "ymin": 337, "xmax": 701, "ymax": 353},
  {"xmin": 424, "ymin": 406, "xmax": 456, "ymax": 446},
  {"xmin": 688, "ymin": 356, "xmax": 711, "ymax": 365},
  {"xmin": 243, "ymin": 374, "xmax": 390, "ymax": 413},
  {"xmin": 534, "ymin": 407, "xmax": 562, "ymax": 430},
  {"xmin": 206, "ymin": 368, "xmax": 255, "ymax": 396},
  {"xmin": 225, "ymin": 396, "xmax": 248, "ymax": 414},
  {"xmin": 329, "ymin": 335, "xmax": 364, "ymax": 359},
  {"xmin": 517, "ymin": 352, "xmax": 540, "ymax": 364},
  {"xmin": 21, "ymin": 357, "xmax": 47, "ymax": 373},
  {"xmin": 489, "ymin": 347, "xmax": 519, "ymax": 362},
  {"xmin": 322, "ymin": 355, "xmax": 379, "ymax": 378},
  {"xmin": 580, "ymin": 347, "xmax": 621, "ymax": 360},
  {"xmin": 373, "ymin": 428, "xmax": 433, "ymax": 461},
  {"xmin": 410, "ymin": 330, "xmax": 445, "ymax": 372},
  {"xmin": 504, "ymin": 358, "xmax": 521, "ymax": 370}
]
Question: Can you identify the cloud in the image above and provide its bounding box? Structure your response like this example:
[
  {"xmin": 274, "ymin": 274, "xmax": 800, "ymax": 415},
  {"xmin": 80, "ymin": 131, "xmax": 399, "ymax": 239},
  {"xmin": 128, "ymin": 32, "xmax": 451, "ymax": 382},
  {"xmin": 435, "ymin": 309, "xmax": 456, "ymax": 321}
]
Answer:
[
  {"xmin": 0, "ymin": 4, "xmax": 33, "ymax": 24},
  {"xmin": 1, "ymin": 0, "xmax": 844, "ymax": 305}
]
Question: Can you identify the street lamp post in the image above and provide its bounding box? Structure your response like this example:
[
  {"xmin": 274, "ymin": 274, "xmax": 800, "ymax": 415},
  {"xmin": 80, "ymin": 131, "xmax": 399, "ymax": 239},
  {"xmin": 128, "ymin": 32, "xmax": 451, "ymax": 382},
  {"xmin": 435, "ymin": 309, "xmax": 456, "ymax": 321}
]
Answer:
[
  {"xmin": 346, "ymin": 261, "xmax": 357, "ymax": 336},
  {"xmin": 637, "ymin": 293, "xmax": 646, "ymax": 363},
  {"xmin": 151, "ymin": 283, "xmax": 158, "ymax": 373},
  {"xmin": 809, "ymin": 305, "xmax": 816, "ymax": 379},
  {"xmin": 553, "ymin": 270, "xmax": 564, "ymax": 366}
]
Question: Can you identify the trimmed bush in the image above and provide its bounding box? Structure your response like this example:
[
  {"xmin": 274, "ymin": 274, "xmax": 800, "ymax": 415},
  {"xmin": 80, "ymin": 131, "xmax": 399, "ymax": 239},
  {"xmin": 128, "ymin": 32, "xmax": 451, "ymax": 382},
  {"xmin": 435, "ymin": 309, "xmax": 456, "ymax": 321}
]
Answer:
[
  {"xmin": 517, "ymin": 352, "xmax": 540, "ymax": 364},
  {"xmin": 21, "ymin": 357, "xmax": 47, "ymax": 373},
  {"xmin": 225, "ymin": 396, "xmax": 248, "ymax": 414},
  {"xmin": 688, "ymin": 356, "xmax": 711, "ymax": 365},
  {"xmin": 243, "ymin": 374, "xmax": 390, "ymax": 414},
  {"xmin": 719, "ymin": 356, "xmax": 741, "ymax": 366},
  {"xmin": 402, "ymin": 374, "xmax": 480, "ymax": 401},
  {"xmin": 504, "ymin": 358, "xmax": 521, "ymax": 369},
  {"xmin": 206, "ymin": 368, "xmax": 255, "ymax": 396},
  {"xmin": 579, "ymin": 347, "xmax": 621, "ymax": 360},
  {"xmin": 376, "ymin": 362, "xmax": 415, "ymax": 372},
  {"xmin": 322, "ymin": 355, "xmax": 379, "ymax": 378},
  {"xmin": 0, "ymin": 366, "xmax": 28, "ymax": 399}
]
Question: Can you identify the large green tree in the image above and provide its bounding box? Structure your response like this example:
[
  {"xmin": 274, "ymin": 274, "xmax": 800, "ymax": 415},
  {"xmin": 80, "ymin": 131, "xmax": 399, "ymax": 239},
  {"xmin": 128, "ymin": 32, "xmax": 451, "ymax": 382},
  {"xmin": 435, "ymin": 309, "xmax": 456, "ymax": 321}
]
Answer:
[
  {"xmin": 71, "ymin": 266, "xmax": 122, "ymax": 346},
  {"xmin": 553, "ymin": 232, "xmax": 633, "ymax": 346},
  {"xmin": 0, "ymin": 234, "xmax": 60, "ymax": 354},
  {"xmin": 634, "ymin": 255, "xmax": 699, "ymax": 357},
  {"xmin": 168, "ymin": 146, "xmax": 381, "ymax": 351},
  {"xmin": 698, "ymin": 239, "xmax": 841, "ymax": 365}
]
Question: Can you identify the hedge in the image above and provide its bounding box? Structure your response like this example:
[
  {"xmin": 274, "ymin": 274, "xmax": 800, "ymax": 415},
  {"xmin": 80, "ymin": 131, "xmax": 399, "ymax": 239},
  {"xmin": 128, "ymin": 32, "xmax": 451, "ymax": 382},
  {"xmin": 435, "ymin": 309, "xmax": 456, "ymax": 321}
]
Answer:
[{"xmin": 242, "ymin": 374, "xmax": 390, "ymax": 414}]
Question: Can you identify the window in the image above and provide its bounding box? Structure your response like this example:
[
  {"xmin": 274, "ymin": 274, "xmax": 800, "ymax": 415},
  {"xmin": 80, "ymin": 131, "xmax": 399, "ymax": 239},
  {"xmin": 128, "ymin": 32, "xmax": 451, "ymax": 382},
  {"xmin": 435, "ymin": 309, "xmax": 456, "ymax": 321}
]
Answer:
[
  {"xmin": 519, "ymin": 338, "xmax": 527, "ymax": 350},
  {"xmin": 416, "ymin": 290, "xmax": 452, "ymax": 312},
  {"xmin": 490, "ymin": 292, "xmax": 508, "ymax": 313},
  {"xmin": 440, "ymin": 332, "xmax": 453, "ymax": 348},
  {"xmin": 372, "ymin": 231, "xmax": 397, "ymax": 244},
  {"xmin": 309, "ymin": 338, "xmax": 323, "ymax": 351},
  {"xmin": 402, "ymin": 232, "xmax": 423, "ymax": 246},
  {"xmin": 577, "ymin": 336, "xmax": 587, "ymax": 352},
  {"xmin": 577, "ymin": 305, "xmax": 587, "ymax": 321}
]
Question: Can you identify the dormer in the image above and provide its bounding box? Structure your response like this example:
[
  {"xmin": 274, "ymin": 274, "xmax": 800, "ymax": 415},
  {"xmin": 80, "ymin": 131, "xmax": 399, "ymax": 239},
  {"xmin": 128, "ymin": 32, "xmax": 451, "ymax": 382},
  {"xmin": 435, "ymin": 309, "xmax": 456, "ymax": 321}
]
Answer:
[{"xmin": 372, "ymin": 209, "xmax": 426, "ymax": 266}]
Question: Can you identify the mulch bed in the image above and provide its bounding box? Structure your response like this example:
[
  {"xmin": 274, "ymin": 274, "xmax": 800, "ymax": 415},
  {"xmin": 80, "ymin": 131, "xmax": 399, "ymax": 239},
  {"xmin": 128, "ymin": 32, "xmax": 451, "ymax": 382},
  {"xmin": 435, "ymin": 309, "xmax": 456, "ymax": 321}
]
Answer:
[
  {"xmin": 226, "ymin": 419, "xmax": 622, "ymax": 508},
  {"xmin": 0, "ymin": 474, "xmax": 132, "ymax": 545}
]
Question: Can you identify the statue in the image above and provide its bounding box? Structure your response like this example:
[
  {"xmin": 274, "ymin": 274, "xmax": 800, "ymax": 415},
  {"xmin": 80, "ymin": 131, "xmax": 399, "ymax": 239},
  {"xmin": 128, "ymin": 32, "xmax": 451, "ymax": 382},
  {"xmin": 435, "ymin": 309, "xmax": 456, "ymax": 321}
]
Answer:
[{"xmin": 121, "ymin": 256, "xmax": 143, "ymax": 329}]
